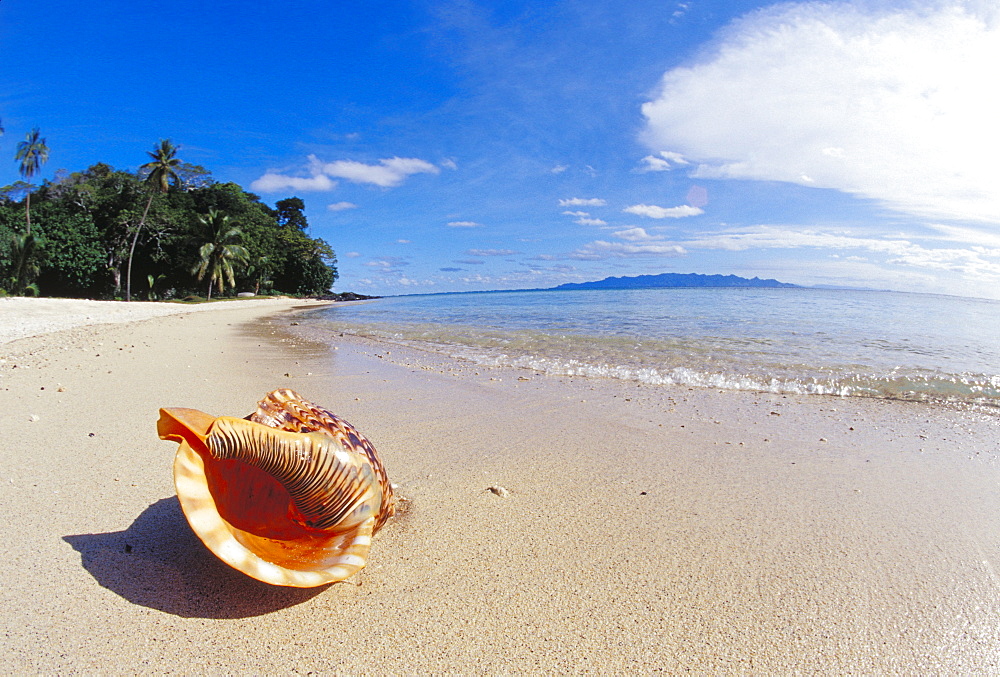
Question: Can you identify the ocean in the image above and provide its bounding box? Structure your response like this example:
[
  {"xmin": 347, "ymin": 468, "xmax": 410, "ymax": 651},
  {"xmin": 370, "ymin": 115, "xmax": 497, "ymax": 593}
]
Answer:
[{"xmin": 295, "ymin": 287, "xmax": 1000, "ymax": 410}]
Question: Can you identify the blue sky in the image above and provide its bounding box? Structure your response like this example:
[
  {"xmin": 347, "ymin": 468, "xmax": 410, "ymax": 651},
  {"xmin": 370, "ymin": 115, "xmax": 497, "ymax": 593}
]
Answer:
[{"xmin": 2, "ymin": 0, "xmax": 999, "ymax": 298}]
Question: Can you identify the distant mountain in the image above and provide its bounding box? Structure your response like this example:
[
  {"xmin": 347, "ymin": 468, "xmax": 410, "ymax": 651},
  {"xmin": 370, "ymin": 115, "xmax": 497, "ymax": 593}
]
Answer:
[{"xmin": 551, "ymin": 272, "xmax": 798, "ymax": 291}]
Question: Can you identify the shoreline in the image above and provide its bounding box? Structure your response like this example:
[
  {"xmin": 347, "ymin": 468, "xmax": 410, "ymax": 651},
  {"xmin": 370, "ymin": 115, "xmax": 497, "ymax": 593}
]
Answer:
[
  {"xmin": 281, "ymin": 291, "xmax": 1000, "ymax": 414},
  {"xmin": 0, "ymin": 296, "xmax": 333, "ymax": 345},
  {"xmin": 1, "ymin": 300, "xmax": 999, "ymax": 671}
]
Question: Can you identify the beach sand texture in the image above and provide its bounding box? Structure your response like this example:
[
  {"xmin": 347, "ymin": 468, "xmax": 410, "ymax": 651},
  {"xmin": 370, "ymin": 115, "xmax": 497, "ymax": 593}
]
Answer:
[{"xmin": 1, "ymin": 298, "xmax": 999, "ymax": 672}]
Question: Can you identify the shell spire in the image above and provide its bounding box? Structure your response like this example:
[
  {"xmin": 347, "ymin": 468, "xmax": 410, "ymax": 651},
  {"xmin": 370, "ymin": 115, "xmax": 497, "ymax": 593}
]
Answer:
[
  {"xmin": 249, "ymin": 388, "xmax": 395, "ymax": 531},
  {"xmin": 157, "ymin": 389, "xmax": 396, "ymax": 587}
]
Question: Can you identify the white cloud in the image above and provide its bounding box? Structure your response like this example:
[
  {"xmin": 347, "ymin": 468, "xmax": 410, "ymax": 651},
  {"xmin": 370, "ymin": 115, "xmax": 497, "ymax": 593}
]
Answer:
[
  {"xmin": 251, "ymin": 173, "xmax": 337, "ymax": 193},
  {"xmin": 447, "ymin": 221, "xmax": 482, "ymax": 228},
  {"xmin": 641, "ymin": 1, "xmax": 1000, "ymax": 223},
  {"xmin": 638, "ymin": 155, "xmax": 671, "ymax": 172},
  {"xmin": 624, "ymin": 204, "xmax": 703, "ymax": 219},
  {"xmin": 929, "ymin": 224, "xmax": 1000, "ymax": 248},
  {"xmin": 575, "ymin": 217, "xmax": 607, "ymax": 226},
  {"xmin": 312, "ymin": 155, "xmax": 440, "ymax": 187},
  {"xmin": 613, "ymin": 227, "xmax": 660, "ymax": 242},
  {"xmin": 638, "ymin": 151, "xmax": 690, "ymax": 172},
  {"xmin": 466, "ymin": 248, "xmax": 521, "ymax": 257},
  {"xmin": 551, "ymin": 164, "xmax": 569, "ymax": 174},
  {"xmin": 570, "ymin": 240, "xmax": 687, "ymax": 260},
  {"xmin": 365, "ymin": 256, "xmax": 409, "ymax": 272},
  {"xmin": 440, "ymin": 158, "xmax": 458, "ymax": 170},
  {"xmin": 683, "ymin": 225, "xmax": 1000, "ymax": 280},
  {"xmin": 683, "ymin": 226, "xmax": 913, "ymax": 254},
  {"xmin": 565, "ymin": 220, "xmax": 1000, "ymax": 281},
  {"xmin": 254, "ymin": 155, "xmax": 439, "ymax": 193},
  {"xmin": 327, "ymin": 201, "xmax": 358, "ymax": 211},
  {"xmin": 562, "ymin": 210, "xmax": 590, "ymax": 217},
  {"xmin": 559, "ymin": 198, "xmax": 606, "ymax": 207},
  {"xmin": 661, "ymin": 151, "xmax": 688, "ymax": 165}
]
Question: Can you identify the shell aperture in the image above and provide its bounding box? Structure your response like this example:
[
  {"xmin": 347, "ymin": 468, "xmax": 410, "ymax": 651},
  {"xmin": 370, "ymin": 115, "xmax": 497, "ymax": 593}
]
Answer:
[{"xmin": 157, "ymin": 389, "xmax": 395, "ymax": 587}]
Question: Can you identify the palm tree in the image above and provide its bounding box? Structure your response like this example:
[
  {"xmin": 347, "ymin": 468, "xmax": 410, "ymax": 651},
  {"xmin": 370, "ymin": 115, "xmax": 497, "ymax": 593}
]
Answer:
[
  {"xmin": 147, "ymin": 273, "xmax": 166, "ymax": 301},
  {"xmin": 14, "ymin": 128, "xmax": 49, "ymax": 235},
  {"xmin": 126, "ymin": 139, "xmax": 181, "ymax": 301},
  {"xmin": 246, "ymin": 255, "xmax": 272, "ymax": 295},
  {"xmin": 8, "ymin": 231, "xmax": 43, "ymax": 295},
  {"xmin": 192, "ymin": 209, "xmax": 249, "ymax": 299}
]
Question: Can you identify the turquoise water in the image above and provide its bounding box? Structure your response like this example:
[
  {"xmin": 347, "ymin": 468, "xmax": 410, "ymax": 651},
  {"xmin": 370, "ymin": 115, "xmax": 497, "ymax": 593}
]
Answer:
[{"xmin": 297, "ymin": 288, "xmax": 1000, "ymax": 408}]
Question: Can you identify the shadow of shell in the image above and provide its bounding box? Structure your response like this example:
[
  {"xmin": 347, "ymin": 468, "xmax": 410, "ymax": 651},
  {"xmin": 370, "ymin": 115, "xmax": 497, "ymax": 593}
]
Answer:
[{"xmin": 63, "ymin": 497, "xmax": 328, "ymax": 618}]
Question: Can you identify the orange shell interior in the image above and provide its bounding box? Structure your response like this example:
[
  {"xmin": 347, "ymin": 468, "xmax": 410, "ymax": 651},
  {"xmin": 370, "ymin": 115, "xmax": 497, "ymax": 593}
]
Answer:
[{"xmin": 161, "ymin": 408, "xmax": 376, "ymax": 588}]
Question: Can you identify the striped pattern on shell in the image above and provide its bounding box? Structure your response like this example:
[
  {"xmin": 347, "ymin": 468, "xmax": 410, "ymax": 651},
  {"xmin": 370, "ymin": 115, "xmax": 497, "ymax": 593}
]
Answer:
[
  {"xmin": 157, "ymin": 389, "xmax": 395, "ymax": 588},
  {"xmin": 250, "ymin": 388, "xmax": 395, "ymax": 531}
]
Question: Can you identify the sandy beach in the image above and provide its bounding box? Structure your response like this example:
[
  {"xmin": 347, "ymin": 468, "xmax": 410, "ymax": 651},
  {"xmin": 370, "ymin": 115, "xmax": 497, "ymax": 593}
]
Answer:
[{"xmin": 2, "ymin": 298, "xmax": 999, "ymax": 673}]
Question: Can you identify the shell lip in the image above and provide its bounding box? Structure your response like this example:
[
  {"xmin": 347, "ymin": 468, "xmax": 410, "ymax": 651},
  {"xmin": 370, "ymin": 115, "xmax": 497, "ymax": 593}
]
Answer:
[
  {"xmin": 173, "ymin": 439, "xmax": 375, "ymax": 588},
  {"xmin": 159, "ymin": 391, "xmax": 393, "ymax": 588}
]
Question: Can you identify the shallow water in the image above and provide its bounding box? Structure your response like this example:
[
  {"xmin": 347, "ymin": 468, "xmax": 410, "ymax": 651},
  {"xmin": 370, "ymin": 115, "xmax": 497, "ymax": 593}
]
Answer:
[{"xmin": 297, "ymin": 288, "xmax": 1000, "ymax": 409}]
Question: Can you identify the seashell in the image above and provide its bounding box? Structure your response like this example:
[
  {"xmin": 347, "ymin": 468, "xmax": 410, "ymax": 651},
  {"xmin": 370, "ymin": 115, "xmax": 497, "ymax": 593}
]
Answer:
[{"xmin": 157, "ymin": 388, "xmax": 395, "ymax": 587}]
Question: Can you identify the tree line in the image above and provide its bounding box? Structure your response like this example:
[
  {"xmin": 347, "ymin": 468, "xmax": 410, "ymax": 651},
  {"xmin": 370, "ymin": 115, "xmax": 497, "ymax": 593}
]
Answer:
[{"xmin": 0, "ymin": 132, "xmax": 338, "ymax": 300}]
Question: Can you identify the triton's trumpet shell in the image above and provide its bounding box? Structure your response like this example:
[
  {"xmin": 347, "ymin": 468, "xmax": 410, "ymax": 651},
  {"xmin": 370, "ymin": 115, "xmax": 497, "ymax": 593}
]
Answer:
[{"xmin": 157, "ymin": 389, "xmax": 395, "ymax": 587}]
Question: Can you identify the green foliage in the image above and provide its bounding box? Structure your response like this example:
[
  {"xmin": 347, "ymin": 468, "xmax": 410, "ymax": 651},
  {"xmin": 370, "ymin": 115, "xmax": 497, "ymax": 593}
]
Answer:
[
  {"xmin": 270, "ymin": 217, "xmax": 339, "ymax": 295},
  {"xmin": 0, "ymin": 148, "xmax": 338, "ymax": 299},
  {"xmin": 127, "ymin": 139, "xmax": 182, "ymax": 301},
  {"xmin": 139, "ymin": 140, "xmax": 181, "ymax": 192},
  {"xmin": 0, "ymin": 181, "xmax": 31, "ymax": 204},
  {"xmin": 15, "ymin": 128, "xmax": 50, "ymax": 235},
  {"xmin": 245, "ymin": 255, "xmax": 273, "ymax": 295},
  {"xmin": 15, "ymin": 128, "xmax": 49, "ymax": 183},
  {"xmin": 32, "ymin": 201, "xmax": 105, "ymax": 296},
  {"xmin": 275, "ymin": 197, "xmax": 308, "ymax": 230},
  {"xmin": 49, "ymin": 164, "xmax": 143, "ymax": 296},
  {"xmin": 147, "ymin": 273, "xmax": 166, "ymax": 301},
  {"xmin": 0, "ymin": 201, "xmax": 16, "ymax": 269},
  {"xmin": 192, "ymin": 208, "xmax": 250, "ymax": 299},
  {"xmin": 7, "ymin": 231, "xmax": 45, "ymax": 295},
  {"xmin": 175, "ymin": 163, "xmax": 214, "ymax": 191}
]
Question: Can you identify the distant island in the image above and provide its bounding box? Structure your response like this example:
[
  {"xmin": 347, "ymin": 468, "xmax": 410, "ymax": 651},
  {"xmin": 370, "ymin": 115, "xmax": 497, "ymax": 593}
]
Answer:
[
  {"xmin": 551, "ymin": 272, "xmax": 798, "ymax": 291},
  {"xmin": 314, "ymin": 292, "xmax": 381, "ymax": 302}
]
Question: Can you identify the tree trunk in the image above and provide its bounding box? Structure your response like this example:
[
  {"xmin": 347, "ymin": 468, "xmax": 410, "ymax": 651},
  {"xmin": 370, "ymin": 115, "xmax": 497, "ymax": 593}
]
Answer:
[
  {"xmin": 108, "ymin": 255, "xmax": 123, "ymax": 295},
  {"xmin": 125, "ymin": 194, "xmax": 154, "ymax": 302},
  {"xmin": 24, "ymin": 192, "xmax": 31, "ymax": 236}
]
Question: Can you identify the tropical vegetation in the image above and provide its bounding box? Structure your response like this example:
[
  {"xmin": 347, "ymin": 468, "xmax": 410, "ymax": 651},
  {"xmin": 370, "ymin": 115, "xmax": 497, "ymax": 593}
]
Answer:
[
  {"xmin": 15, "ymin": 128, "xmax": 49, "ymax": 236},
  {"xmin": 0, "ymin": 135, "xmax": 338, "ymax": 299},
  {"xmin": 192, "ymin": 208, "xmax": 250, "ymax": 299},
  {"xmin": 127, "ymin": 139, "xmax": 181, "ymax": 301}
]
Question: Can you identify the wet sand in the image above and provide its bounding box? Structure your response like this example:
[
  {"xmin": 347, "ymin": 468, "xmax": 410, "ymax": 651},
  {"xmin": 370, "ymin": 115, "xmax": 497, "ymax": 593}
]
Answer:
[{"xmin": 1, "ymin": 299, "xmax": 998, "ymax": 672}]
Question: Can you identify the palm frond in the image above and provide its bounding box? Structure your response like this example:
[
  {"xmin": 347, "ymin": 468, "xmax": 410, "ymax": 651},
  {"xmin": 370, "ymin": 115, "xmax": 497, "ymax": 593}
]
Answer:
[{"xmin": 15, "ymin": 128, "xmax": 49, "ymax": 181}]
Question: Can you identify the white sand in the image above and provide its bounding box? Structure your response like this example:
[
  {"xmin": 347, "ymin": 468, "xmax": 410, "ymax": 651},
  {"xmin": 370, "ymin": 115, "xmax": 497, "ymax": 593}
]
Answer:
[
  {"xmin": 0, "ymin": 296, "xmax": 309, "ymax": 344},
  {"xmin": 1, "ymin": 299, "xmax": 999, "ymax": 672}
]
